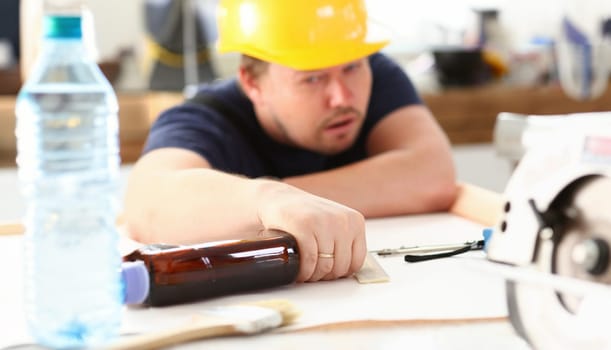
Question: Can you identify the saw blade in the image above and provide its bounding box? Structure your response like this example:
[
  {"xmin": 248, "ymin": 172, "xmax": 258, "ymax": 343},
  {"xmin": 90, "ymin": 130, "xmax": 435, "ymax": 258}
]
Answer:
[{"xmin": 508, "ymin": 175, "xmax": 611, "ymax": 350}]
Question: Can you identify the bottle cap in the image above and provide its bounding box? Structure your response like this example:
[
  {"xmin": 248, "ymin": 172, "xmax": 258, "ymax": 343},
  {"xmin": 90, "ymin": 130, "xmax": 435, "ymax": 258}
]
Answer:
[
  {"xmin": 44, "ymin": 15, "xmax": 82, "ymax": 39},
  {"xmin": 122, "ymin": 261, "xmax": 150, "ymax": 305}
]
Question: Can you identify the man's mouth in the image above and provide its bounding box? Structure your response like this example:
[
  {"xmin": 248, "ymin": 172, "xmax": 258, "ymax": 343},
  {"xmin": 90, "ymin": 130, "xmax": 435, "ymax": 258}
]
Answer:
[
  {"xmin": 324, "ymin": 115, "xmax": 357, "ymax": 136},
  {"xmin": 321, "ymin": 107, "xmax": 363, "ymax": 139},
  {"xmin": 327, "ymin": 117, "xmax": 354, "ymax": 130}
]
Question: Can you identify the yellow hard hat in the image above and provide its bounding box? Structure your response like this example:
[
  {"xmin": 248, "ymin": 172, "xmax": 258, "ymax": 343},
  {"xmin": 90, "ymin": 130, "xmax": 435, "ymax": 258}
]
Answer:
[{"xmin": 216, "ymin": 0, "xmax": 390, "ymax": 70}]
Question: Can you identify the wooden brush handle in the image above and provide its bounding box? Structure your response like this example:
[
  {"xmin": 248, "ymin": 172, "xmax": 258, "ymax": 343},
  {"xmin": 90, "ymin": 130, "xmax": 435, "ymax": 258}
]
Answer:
[
  {"xmin": 0, "ymin": 222, "xmax": 24, "ymax": 235},
  {"xmin": 0, "ymin": 216, "xmax": 123, "ymax": 236},
  {"xmin": 110, "ymin": 322, "xmax": 237, "ymax": 350},
  {"xmin": 449, "ymin": 182, "xmax": 503, "ymax": 227}
]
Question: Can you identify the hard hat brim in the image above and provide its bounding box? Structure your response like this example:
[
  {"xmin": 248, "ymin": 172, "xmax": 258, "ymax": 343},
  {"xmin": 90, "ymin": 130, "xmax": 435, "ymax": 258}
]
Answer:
[{"xmin": 218, "ymin": 40, "xmax": 389, "ymax": 71}]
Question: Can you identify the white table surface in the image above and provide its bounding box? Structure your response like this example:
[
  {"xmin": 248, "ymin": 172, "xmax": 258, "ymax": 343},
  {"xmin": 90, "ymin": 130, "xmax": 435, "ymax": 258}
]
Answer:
[
  {"xmin": 0, "ymin": 212, "xmax": 532, "ymax": 350},
  {"xmin": 0, "ymin": 162, "xmax": 530, "ymax": 349}
]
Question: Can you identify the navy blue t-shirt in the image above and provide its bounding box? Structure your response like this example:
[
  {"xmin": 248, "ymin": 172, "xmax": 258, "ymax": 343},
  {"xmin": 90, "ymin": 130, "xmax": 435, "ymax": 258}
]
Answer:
[{"xmin": 144, "ymin": 53, "xmax": 422, "ymax": 178}]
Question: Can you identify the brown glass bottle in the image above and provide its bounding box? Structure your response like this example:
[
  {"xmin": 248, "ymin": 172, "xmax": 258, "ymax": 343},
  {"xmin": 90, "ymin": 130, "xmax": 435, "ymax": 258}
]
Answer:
[{"xmin": 122, "ymin": 231, "xmax": 300, "ymax": 306}]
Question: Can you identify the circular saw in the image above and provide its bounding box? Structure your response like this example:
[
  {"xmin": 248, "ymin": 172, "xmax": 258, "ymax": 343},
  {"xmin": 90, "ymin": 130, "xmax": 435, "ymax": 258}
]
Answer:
[{"xmin": 487, "ymin": 131, "xmax": 611, "ymax": 350}]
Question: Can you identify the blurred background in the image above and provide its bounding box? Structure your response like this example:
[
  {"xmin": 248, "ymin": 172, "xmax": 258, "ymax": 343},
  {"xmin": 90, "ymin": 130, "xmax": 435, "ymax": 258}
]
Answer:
[{"xmin": 0, "ymin": 0, "xmax": 610, "ymax": 197}]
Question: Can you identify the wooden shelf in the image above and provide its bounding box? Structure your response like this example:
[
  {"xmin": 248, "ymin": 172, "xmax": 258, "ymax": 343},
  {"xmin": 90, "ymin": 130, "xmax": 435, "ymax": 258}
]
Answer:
[
  {"xmin": 1, "ymin": 82, "xmax": 611, "ymax": 166},
  {"xmin": 0, "ymin": 92, "xmax": 182, "ymax": 166},
  {"xmin": 423, "ymin": 81, "xmax": 611, "ymax": 144}
]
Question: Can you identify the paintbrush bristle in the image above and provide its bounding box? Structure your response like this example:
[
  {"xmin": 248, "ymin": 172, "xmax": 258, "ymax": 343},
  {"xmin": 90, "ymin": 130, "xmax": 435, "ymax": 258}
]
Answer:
[{"xmin": 243, "ymin": 299, "xmax": 301, "ymax": 326}]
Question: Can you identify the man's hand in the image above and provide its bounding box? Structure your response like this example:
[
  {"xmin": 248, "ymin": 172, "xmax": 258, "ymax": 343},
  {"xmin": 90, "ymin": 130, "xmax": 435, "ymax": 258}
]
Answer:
[
  {"xmin": 125, "ymin": 149, "xmax": 366, "ymax": 283},
  {"xmin": 255, "ymin": 181, "xmax": 367, "ymax": 282}
]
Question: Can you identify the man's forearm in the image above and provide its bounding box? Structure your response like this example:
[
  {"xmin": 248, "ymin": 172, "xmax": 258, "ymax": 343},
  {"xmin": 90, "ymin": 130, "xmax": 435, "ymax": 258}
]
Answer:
[
  {"xmin": 124, "ymin": 167, "xmax": 273, "ymax": 244},
  {"xmin": 283, "ymin": 147, "xmax": 457, "ymax": 217}
]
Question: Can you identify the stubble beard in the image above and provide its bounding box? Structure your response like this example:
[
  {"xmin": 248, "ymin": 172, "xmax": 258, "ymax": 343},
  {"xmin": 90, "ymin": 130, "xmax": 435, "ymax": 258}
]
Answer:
[{"xmin": 270, "ymin": 106, "xmax": 364, "ymax": 155}]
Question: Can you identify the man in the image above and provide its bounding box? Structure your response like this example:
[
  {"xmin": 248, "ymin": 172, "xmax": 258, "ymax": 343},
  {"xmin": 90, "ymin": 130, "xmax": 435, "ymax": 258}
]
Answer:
[{"xmin": 124, "ymin": 0, "xmax": 457, "ymax": 283}]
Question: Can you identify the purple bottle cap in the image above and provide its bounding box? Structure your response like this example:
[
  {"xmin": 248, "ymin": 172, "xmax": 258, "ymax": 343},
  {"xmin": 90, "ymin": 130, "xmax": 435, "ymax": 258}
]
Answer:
[{"xmin": 122, "ymin": 261, "xmax": 150, "ymax": 305}]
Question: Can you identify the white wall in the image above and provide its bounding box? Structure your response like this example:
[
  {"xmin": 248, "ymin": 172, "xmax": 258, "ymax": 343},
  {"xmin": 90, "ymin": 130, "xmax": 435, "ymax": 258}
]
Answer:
[
  {"xmin": 367, "ymin": 0, "xmax": 611, "ymax": 52},
  {"xmin": 87, "ymin": 0, "xmax": 611, "ymax": 61},
  {"xmin": 86, "ymin": 0, "xmax": 145, "ymax": 61},
  {"xmin": 82, "ymin": 0, "xmax": 611, "ymax": 86}
]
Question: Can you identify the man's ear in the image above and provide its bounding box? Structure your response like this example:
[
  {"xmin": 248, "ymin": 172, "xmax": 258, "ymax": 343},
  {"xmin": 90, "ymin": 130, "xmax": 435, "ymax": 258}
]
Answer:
[{"xmin": 238, "ymin": 67, "xmax": 263, "ymax": 104}]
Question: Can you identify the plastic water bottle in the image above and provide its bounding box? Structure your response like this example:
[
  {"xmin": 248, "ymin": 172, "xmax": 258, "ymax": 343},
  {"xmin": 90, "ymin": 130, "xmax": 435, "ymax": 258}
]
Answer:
[{"xmin": 15, "ymin": 12, "xmax": 123, "ymax": 348}]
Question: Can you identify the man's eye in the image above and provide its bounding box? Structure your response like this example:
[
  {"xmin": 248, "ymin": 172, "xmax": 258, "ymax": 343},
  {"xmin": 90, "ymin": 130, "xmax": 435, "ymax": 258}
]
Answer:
[
  {"xmin": 344, "ymin": 62, "xmax": 361, "ymax": 73},
  {"xmin": 303, "ymin": 75, "xmax": 322, "ymax": 84}
]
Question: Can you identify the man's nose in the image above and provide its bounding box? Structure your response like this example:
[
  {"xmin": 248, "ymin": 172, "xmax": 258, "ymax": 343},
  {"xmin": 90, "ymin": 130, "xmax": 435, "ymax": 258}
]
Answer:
[{"xmin": 327, "ymin": 78, "xmax": 353, "ymax": 107}]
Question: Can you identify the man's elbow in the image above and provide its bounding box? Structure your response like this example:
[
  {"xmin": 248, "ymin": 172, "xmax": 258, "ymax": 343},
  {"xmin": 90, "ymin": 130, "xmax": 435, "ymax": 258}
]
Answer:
[
  {"xmin": 123, "ymin": 206, "xmax": 151, "ymax": 244},
  {"xmin": 418, "ymin": 164, "xmax": 458, "ymax": 212},
  {"xmin": 428, "ymin": 179, "xmax": 459, "ymax": 212},
  {"xmin": 122, "ymin": 189, "xmax": 158, "ymax": 244}
]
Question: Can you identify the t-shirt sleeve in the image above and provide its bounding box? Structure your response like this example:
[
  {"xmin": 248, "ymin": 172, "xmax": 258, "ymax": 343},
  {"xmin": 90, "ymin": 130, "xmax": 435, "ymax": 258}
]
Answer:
[
  {"xmin": 363, "ymin": 53, "xmax": 423, "ymax": 133},
  {"xmin": 142, "ymin": 103, "xmax": 239, "ymax": 170}
]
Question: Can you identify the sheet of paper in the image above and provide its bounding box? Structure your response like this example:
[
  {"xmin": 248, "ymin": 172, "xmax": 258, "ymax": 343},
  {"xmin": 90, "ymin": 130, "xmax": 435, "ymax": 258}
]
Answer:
[{"xmin": 120, "ymin": 213, "xmax": 506, "ymax": 334}]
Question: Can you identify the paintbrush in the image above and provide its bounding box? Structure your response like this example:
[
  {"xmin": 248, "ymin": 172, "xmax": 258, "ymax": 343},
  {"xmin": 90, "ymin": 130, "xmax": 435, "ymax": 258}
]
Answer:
[{"xmin": 109, "ymin": 299, "xmax": 300, "ymax": 350}]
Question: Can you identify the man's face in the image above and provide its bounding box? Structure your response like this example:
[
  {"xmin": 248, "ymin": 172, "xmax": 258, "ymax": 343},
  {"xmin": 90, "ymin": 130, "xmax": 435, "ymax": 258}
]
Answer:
[{"xmin": 254, "ymin": 58, "xmax": 373, "ymax": 155}]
